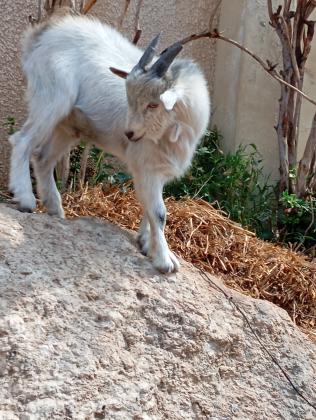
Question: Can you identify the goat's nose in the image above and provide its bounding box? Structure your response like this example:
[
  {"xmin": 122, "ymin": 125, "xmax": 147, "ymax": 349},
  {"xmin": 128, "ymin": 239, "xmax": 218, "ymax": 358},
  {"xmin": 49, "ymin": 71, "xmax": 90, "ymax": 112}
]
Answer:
[{"xmin": 125, "ymin": 131, "xmax": 134, "ymax": 140}]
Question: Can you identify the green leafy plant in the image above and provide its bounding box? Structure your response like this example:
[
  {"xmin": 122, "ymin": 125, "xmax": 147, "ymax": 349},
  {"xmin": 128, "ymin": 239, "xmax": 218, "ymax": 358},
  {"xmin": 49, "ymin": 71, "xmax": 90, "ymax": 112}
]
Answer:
[
  {"xmin": 3, "ymin": 116, "xmax": 17, "ymax": 135},
  {"xmin": 68, "ymin": 145, "xmax": 131, "ymax": 189},
  {"xmin": 165, "ymin": 129, "xmax": 276, "ymax": 239},
  {"xmin": 278, "ymin": 191, "xmax": 316, "ymax": 250},
  {"xmin": 88, "ymin": 147, "xmax": 131, "ymax": 185}
]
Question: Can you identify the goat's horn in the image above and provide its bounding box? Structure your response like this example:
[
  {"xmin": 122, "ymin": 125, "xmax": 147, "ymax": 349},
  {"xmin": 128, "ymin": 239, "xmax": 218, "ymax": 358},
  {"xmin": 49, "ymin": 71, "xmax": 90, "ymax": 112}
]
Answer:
[
  {"xmin": 150, "ymin": 42, "xmax": 183, "ymax": 77},
  {"xmin": 136, "ymin": 33, "xmax": 161, "ymax": 71}
]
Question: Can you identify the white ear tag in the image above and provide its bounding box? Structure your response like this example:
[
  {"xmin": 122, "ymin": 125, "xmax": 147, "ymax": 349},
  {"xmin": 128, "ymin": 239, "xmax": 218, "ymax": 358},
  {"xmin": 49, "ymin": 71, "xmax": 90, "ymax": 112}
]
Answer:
[{"xmin": 160, "ymin": 90, "xmax": 178, "ymax": 111}]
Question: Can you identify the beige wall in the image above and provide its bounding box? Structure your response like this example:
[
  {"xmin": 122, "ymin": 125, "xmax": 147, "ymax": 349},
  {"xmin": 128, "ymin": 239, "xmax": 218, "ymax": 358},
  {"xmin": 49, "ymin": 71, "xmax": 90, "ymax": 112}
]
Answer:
[
  {"xmin": 213, "ymin": 0, "xmax": 316, "ymax": 181},
  {"xmin": 0, "ymin": 0, "xmax": 218, "ymax": 188},
  {"xmin": 2, "ymin": 0, "xmax": 315, "ymax": 189}
]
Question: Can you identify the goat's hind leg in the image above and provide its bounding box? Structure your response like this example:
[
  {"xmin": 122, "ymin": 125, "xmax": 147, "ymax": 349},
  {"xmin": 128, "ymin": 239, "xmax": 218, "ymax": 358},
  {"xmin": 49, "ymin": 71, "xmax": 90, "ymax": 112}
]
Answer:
[
  {"xmin": 32, "ymin": 128, "xmax": 75, "ymax": 218},
  {"xmin": 9, "ymin": 72, "xmax": 76, "ymax": 212},
  {"xmin": 9, "ymin": 121, "xmax": 38, "ymax": 212},
  {"xmin": 9, "ymin": 117, "xmax": 73, "ymax": 212}
]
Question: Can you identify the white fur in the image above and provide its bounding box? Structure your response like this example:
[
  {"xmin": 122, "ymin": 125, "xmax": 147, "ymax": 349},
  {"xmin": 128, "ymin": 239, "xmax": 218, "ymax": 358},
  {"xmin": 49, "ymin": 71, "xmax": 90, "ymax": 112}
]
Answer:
[{"xmin": 9, "ymin": 15, "xmax": 210, "ymax": 273}]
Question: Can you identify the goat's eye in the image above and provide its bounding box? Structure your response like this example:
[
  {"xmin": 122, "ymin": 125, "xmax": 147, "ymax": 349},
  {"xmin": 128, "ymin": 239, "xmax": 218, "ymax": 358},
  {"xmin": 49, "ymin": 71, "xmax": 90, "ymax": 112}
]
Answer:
[{"xmin": 147, "ymin": 103, "xmax": 159, "ymax": 109}]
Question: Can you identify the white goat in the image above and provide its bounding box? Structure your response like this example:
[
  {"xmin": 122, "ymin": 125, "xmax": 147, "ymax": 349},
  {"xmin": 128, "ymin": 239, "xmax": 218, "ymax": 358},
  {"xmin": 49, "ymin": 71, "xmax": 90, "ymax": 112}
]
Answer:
[{"xmin": 9, "ymin": 14, "xmax": 210, "ymax": 273}]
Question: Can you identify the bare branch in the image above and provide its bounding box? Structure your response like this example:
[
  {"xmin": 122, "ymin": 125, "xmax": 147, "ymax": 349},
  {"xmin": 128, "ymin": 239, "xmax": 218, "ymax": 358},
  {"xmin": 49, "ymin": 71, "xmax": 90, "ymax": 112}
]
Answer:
[
  {"xmin": 267, "ymin": 0, "xmax": 274, "ymax": 23},
  {"xmin": 133, "ymin": 0, "xmax": 144, "ymax": 45},
  {"xmin": 116, "ymin": 0, "xmax": 144, "ymax": 44},
  {"xmin": 117, "ymin": 0, "xmax": 131, "ymax": 29},
  {"xmin": 44, "ymin": 0, "xmax": 75, "ymax": 14},
  {"xmin": 177, "ymin": 30, "xmax": 316, "ymax": 107},
  {"xmin": 280, "ymin": 15, "xmax": 301, "ymax": 83},
  {"xmin": 208, "ymin": 0, "xmax": 222, "ymax": 31},
  {"xmin": 44, "ymin": 0, "xmax": 50, "ymax": 13},
  {"xmin": 79, "ymin": 0, "xmax": 85, "ymax": 13},
  {"xmin": 37, "ymin": 0, "xmax": 42, "ymax": 22},
  {"xmin": 305, "ymin": 0, "xmax": 316, "ymax": 18},
  {"xmin": 82, "ymin": 0, "xmax": 97, "ymax": 15},
  {"xmin": 283, "ymin": 0, "xmax": 292, "ymax": 16}
]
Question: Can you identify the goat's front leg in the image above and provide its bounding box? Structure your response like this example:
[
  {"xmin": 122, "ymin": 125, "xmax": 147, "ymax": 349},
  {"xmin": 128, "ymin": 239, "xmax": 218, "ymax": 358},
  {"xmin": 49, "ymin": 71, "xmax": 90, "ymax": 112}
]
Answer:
[{"xmin": 134, "ymin": 175, "xmax": 179, "ymax": 273}]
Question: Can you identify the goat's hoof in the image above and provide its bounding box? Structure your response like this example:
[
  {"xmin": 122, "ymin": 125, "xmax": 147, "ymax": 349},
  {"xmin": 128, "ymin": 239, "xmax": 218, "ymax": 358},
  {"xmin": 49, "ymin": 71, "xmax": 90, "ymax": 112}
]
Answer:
[
  {"xmin": 47, "ymin": 206, "xmax": 65, "ymax": 219},
  {"xmin": 47, "ymin": 210, "xmax": 65, "ymax": 219},
  {"xmin": 18, "ymin": 206, "xmax": 34, "ymax": 214},
  {"xmin": 137, "ymin": 234, "xmax": 150, "ymax": 256},
  {"xmin": 153, "ymin": 251, "xmax": 180, "ymax": 274},
  {"xmin": 16, "ymin": 194, "xmax": 37, "ymax": 213}
]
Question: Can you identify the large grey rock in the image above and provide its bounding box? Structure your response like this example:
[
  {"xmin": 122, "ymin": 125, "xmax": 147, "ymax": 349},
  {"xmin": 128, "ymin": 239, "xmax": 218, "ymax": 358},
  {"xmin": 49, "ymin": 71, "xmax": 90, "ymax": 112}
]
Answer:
[{"xmin": 0, "ymin": 205, "xmax": 315, "ymax": 419}]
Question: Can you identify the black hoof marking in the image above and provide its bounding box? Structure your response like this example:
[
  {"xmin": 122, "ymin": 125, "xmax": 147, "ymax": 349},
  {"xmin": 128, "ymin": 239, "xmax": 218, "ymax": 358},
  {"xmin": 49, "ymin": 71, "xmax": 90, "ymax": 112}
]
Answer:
[
  {"xmin": 18, "ymin": 207, "xmax": 33, "ymax": 214},
  {"xmin": 137, "ymin": 236, "xmax": 148, "ymax": 256}
]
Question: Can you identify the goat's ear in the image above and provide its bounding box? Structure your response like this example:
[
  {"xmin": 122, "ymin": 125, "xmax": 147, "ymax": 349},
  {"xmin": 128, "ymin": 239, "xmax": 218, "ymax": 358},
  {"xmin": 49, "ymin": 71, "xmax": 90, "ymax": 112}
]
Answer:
[
  {"xmin": 169, "ymin": 123, "xmax": 181, "ymax": 143},
  {"xmin": 109, "ymin": 67, "xmax": 129, "ymax": 79},
  {"xmin": 160, "ymin": 88, "xmax": 183, "ymax": 111},
  {"xmin": 169, "ymin": 122, "xmax": 194, "ymax": 143}
]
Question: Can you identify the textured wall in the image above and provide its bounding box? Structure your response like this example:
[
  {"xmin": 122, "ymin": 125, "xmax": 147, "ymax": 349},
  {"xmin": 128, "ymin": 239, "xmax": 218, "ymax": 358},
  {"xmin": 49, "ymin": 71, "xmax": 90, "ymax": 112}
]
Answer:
[
  {"xmin": 213, "ymin": 0, "xmax": 316, "ymax": 181},
  {"xmin": 213, "ymin": 0, "xmax": 281, "ymax": 180},
  {"xmin": 0, "ymin": 0, "xmax": 218, "ymax": 188},
  {"xmin": 0, "ymin": 0, "xmax": 37, "ymax": 188}
]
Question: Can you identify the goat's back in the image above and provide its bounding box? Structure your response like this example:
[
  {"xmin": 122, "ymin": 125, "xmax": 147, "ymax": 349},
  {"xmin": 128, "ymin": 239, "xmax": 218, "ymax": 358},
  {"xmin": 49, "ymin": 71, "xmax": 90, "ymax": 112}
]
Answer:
[
  {"xmin": 21, "ymin": 16, "xmax": 146, "ymax": 133},
  {"xmin": 22, "ymin": 15, "xmax": 143, "ymax": 73}
]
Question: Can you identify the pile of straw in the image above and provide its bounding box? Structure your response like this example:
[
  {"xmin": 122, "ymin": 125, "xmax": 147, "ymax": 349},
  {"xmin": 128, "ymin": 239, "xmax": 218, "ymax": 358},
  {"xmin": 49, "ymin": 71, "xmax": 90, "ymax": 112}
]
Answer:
[{"xmin": 63, "ymin": 185, "xmax": 316, "ymax": 336}]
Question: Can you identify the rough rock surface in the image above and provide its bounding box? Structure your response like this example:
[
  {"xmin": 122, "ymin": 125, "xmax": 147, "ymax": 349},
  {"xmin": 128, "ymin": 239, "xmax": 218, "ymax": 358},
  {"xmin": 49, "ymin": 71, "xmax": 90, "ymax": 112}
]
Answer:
[{"xmin": 0, "ymin": 205, "xmax": 315, "ymax": 420}]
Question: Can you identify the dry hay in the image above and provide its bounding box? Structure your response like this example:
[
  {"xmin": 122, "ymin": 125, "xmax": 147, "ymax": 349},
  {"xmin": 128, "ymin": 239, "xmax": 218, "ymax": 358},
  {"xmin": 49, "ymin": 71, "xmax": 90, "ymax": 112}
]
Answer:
[{"xmin": 63, "ymin": 184, "xmax": 316, "ymax": 337}]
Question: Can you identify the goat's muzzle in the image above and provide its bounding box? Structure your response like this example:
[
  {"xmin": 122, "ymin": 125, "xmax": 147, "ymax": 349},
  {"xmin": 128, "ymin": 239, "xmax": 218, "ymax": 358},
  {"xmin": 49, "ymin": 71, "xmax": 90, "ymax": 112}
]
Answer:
[
  {"xmin": 125, "ymin": 131, "xmax": 144, "ymax": 142},
  {"xmin": 129, "ymin": 135, "xmax": 144, "ymax": 142}
]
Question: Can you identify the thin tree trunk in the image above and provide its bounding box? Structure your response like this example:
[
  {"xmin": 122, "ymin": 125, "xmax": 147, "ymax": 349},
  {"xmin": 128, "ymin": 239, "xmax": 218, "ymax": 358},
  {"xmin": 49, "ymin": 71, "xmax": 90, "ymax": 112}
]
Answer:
[
  {"xmin": 269, "ymin": 3, "xmax": 293, "ymax": 191},
  {"xmin": 267, "ymin": 0, "xmax": 316, "ymax": 194},
  {"xmin": 60, "ymin": 154, "xmax": 70, "ymax": 191},
  {"xmin": 296, "ymin": 112, "xmax": 316, "ymax": 196},
  {"xmin": 79, "ymin": 143, "xmax": 91, "ymax": 185},
  {"xmin": 291, "ymin": 76, "xmax": 304, "ymax": 166},
  {"xmin": 276, "ymin": 111, "xmax": 290, "ymax": 192},
  {"xmin": 308, "ymin": 151, "xmax": 316, "ymax": 191},
  {"xmin": 276, "ymin": 45, "xmax": 292, "ymax": 192},
  {"xmin": 287, "ymin": 76, "xmax": 297, "ymax": 191}
]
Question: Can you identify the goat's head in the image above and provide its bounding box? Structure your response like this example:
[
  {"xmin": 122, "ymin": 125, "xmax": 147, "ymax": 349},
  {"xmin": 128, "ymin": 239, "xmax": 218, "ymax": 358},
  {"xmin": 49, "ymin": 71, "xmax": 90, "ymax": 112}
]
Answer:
[{"xmin": 110, "ymin": 34, "xmax": 183, "ymax": 143}]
